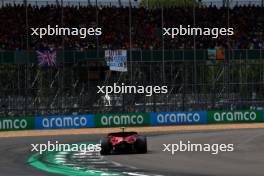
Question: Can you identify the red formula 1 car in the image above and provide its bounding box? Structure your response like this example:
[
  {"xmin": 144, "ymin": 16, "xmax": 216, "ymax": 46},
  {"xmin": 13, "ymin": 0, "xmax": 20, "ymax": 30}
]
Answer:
[{"xmin": 100, "ymin": 131, "xmax": 147, "ymax": 155}]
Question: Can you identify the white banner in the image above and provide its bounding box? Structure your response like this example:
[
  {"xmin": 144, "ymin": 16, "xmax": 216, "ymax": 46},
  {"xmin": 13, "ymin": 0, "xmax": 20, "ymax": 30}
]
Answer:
[{"xmin": 105, "ymin": 50, "xmax": 127, "ymax": 72}]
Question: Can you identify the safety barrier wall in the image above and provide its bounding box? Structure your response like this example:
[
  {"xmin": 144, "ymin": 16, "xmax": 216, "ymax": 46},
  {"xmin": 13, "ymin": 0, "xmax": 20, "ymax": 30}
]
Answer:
[
  {"xmin": 0, "ymin": 109, "xmax": 263, "ymax": 131},
  {"xmin": 94, "ymin": 113, "xmax": 150, "ymax": 127},
  {"xmin": 35, "ymin": 115, "xmax": 94, "ymax": 129},
  {"xmin": 0, "ymin": 116, "xmax": 35, "ymax": 131},
  {"xmin": 150, "ymin": 111, "xmax": 207, "ymax": 125},
  {"xmin": 207, "ymin": 110, "xmax": 263, "ymax": 124}
]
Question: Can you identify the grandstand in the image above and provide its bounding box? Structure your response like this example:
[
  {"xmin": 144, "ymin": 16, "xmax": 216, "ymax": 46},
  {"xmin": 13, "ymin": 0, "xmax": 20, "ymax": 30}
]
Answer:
[{"xmin": 0, "ymin": 0, "xmax": 264, "ymax": 116}]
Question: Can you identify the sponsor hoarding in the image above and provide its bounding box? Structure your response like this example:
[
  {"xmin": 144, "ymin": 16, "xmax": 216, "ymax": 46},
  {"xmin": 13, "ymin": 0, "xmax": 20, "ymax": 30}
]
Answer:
[
  {"xmin": 94, "ymin": 113, "xmax": 150, "ymax": 127},
  {"xmin": 207, "ymin": 110, "xmax": 263, "ymax": 123},
  {"xmin": 35, "ymin": 115, "xmax": 94, "ymax": 129},
  {"xmin": 1, "ymin": 109, "xmax": 264, "ymax": 132},
  {"xmin": 150, "ymin": 111, "xmax": 207, "ymax": 125},
  {"xmin": 0, "ymin": 116, "xmax": 35, "ymax": 131}
]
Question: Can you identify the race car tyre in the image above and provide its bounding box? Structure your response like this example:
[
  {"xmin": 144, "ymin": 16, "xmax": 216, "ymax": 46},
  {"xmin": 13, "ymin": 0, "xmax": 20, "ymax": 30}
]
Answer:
[
  {"xmin": 100, "ymin": 137, "xmax": 111, "ymax": 155},
  {"xmin": 135, "ymin": 136, "xmax": 147, "ymax": 154}
]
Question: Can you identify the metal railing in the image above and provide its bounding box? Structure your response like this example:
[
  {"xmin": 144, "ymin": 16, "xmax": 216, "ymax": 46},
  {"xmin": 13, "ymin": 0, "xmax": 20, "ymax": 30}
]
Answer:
[{"xmin": 1, "ymin": 59, "xmax": 264, "ymax": 116}]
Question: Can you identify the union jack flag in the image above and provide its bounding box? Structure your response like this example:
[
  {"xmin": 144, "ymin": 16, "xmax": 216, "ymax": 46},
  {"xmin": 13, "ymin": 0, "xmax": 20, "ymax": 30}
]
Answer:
[{"xmin": 36, "ymin": 50, "xmax": 56, "ymax": 67}]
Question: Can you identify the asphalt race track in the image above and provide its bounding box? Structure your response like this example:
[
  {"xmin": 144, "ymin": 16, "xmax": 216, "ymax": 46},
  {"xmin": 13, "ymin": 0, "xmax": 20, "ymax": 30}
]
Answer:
[{"xmin": 0, "ymin": 128, "xmax": 264, "ymax": 176}]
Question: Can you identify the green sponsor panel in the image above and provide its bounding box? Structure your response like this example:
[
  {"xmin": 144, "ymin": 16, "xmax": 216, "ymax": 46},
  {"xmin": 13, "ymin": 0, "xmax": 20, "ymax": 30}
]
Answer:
[
  {"xmin": 207, "ymin": 110, "xmax": 263, "ymax": 124},
  {"xmin": 95, "ymin": 113, "xmax": 150, "ymax": 127},
  {"xmin": 0, "ymin": 116, "xmax": 35, "ymax": 131}
]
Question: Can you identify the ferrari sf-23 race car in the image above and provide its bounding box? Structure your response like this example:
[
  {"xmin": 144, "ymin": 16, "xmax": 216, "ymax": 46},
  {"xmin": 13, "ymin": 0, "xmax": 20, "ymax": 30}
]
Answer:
[{"xmin": 100, "ymin": 131, "xmax": 147, "ymax": 155}]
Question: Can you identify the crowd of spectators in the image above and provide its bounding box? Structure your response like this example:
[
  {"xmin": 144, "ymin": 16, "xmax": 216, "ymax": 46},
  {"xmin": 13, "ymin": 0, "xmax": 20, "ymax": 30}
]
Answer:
[
  {"xmin": 0, "ymin": 3, "xmax": 263, "ymax": 50},
  {"xmin": 1, "ymin": 3, "xmax": 264, "ymax": 115}
]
